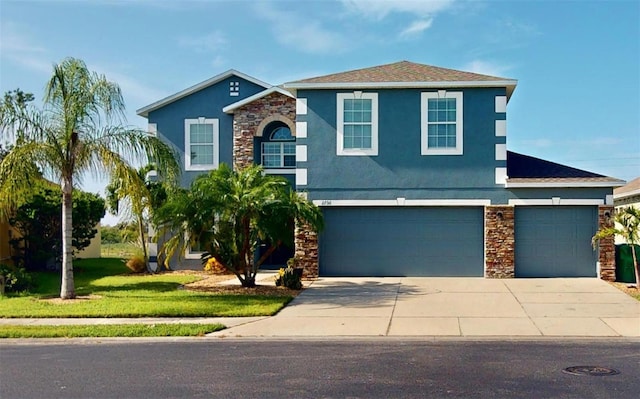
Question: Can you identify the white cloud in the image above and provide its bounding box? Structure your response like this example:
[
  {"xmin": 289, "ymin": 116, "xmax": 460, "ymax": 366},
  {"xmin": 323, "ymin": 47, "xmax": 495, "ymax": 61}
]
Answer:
[
  {"xmin": 461, "ymin": 60, "xmax": 512, "ymax": 78},
  {"xmin": 0, "ymin": 22, "xmax": 52, "ymax": 75},
  {"xmin": 177, "ymin": 31, "xmax": 227, "ymax": 53},
  {"xmin": 341, "ymin": 0, "xmax": 455, "ymax": 20},
  {"xmin": 399, "ymin": 19, "xmax": 433, "ymax": 38},
  {"xmin": 254, "ymin": 2, "xmax": 348, "ymax": 54}
]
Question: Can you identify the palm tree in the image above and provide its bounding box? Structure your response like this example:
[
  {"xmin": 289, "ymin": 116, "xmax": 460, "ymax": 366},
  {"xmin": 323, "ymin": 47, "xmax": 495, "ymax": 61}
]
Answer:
[
  {"xmin": 0, "ymin": 58, "xmax": 179, "ymax": 299},
  {"xmin": 155, "ymin": 163, "xmax": 323, "ymax": 287},
  {"xmin": 593, "ymin": 206, "xmax": 640, "ymax": 288},
  {"xmin": 106, "ymin": 164, "xmax": 168, "ymax": 271}
]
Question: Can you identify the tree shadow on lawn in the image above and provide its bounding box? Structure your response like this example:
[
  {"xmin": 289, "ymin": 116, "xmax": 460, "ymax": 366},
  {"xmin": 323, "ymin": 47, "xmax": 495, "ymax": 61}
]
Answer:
[{"xmin": 293, "ymin": 279, "xmax": 426, "ymax": 309}]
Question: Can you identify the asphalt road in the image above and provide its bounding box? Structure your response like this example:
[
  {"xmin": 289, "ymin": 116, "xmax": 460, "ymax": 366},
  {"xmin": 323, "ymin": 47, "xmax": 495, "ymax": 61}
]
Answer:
[{"xmin": 1, "ymin": 339, "xmax": 639, "ymax": 398}]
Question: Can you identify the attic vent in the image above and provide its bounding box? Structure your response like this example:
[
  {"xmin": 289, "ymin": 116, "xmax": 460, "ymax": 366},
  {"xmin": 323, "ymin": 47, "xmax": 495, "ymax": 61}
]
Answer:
[{"xmin": 230, "ymin": 81, "xmax": 239, "ymax": 96}]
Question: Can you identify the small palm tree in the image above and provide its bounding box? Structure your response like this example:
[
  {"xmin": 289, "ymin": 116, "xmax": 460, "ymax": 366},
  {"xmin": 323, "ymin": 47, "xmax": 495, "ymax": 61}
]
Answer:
[
  {"xmin": 593, "ymin": 206, "xmax": 640, "ymax": 288},
  {"xmin": 0, "ymin": 58, "xmax": 179, "ymax": 299},
  {"xmin": 155, "ymin": 163, "xmax": 323, "ymax": 287},
  {"xmin": 106, "ymin": 164, "xmax": 169, "ymax": 271}
]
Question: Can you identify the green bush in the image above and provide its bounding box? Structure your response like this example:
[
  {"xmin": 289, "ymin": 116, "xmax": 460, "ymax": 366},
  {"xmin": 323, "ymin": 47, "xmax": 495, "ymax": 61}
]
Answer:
[{"xmin": 0, "ymin": 264, "xmax": 33, "ymax": 294}]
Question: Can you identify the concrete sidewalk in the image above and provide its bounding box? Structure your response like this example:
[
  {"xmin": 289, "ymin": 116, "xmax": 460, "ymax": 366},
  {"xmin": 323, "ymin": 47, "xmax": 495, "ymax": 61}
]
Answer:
[
  {"xmin": 209, "ymin": 277, "xmax": 640, "ymax": 338},
  {"xmin": 1, "ymin": 277, "xmax": 638, "ymax": 338}
]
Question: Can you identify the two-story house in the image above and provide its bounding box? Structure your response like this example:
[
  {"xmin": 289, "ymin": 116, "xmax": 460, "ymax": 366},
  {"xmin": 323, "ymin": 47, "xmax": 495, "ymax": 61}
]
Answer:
[{"xmin": 137, "ymin": 61, "xmax": 624, "ymax": 281}]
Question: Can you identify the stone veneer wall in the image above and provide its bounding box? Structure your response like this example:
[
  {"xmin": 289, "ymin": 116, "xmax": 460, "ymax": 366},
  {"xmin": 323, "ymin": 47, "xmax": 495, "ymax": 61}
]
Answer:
[
  {"xmin": 232, "ymin": 92, "xmax": 296, "ymax": 169},
  {"xmin": 484, "ymin": 205, "xmax": 515, "ymax": 278},
  {"xmin": 294, "ymin": 221, "xmax": 319, "ymax": 279},
  {"xmin": 598, "ymin": 205, "xmax": 616, "ymax": 281}
]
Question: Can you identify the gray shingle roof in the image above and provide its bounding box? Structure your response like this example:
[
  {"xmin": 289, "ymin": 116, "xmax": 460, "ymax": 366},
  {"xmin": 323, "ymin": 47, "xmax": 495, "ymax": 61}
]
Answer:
[
  {"xmin": 287, "ymin": 61, "xmax": 513, "ymax": 84},
  {"xmin": 506, "ymin": 151, "xmax": 624, "ymax": 186}
]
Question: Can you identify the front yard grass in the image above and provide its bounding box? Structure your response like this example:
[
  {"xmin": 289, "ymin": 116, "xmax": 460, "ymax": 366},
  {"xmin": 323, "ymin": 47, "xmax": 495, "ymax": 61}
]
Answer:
[
  {"xmin": 0, "ymin": 323, "xmax": 225, "ymax": 338},
  {"xmin": 610, "ymin": 282, "xmax": 640, "ymax": 301},
  {"xmin": 0, "ymin": 258, "xmax": 293, "ymax": 318}
]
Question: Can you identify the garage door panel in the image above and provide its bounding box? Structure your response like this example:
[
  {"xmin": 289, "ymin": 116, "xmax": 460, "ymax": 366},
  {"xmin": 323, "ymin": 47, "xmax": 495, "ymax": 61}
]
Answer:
[
  {"xmin": 320, "ymin": 207, "xmax": 484, "ymax": 277},
  {"xmin": 515, "ymin": 206, "xmax": 597, "ymax": 277}
]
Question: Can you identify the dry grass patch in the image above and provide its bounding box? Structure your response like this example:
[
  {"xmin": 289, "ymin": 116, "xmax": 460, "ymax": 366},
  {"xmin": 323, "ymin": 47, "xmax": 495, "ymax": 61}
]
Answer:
[{"xmin": 609, "ymin": 281, "xmax": 640, "ymax": 301}]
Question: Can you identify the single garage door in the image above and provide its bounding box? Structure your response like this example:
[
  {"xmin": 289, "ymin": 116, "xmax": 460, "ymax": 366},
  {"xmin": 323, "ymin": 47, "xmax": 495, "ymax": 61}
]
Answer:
[
  {"xmin": 319, "ymin": 207, "xmax": 484, "ymax": 277},
  {"xmin": 515, "ymin": 206, "xmax": 597, "ymax": 277}
]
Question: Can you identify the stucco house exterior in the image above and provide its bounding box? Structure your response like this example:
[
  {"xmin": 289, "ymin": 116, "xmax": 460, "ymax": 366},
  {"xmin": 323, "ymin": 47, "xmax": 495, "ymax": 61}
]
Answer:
[{"xmin": 137, "ymin": 61, "xmax": 624, "ymax": 280}]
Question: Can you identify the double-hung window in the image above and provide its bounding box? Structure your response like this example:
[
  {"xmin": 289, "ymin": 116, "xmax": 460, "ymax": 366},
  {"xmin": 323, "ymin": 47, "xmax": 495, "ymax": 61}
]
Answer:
[
  {"xmin": 261, "ymin": 126, "xmax": 296, "ymax": 168},
  {"xmin": 185, "ymin": 117, "xmax": 219, "ymax": 170},
  {"xmin": 337, "ymin": 92, "xmax": 378, "ymax": 156},
  {"xmin": 421, "ymin": 91, "xmax": 463, "ymax": 155}
]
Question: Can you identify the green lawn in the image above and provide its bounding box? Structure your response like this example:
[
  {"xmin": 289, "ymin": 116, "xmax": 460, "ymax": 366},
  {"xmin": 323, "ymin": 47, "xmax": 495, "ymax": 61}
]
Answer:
[
  {"xmin": 101, "ymin": 242, "xmax": 140, "ymax": 258},
  {"xmin": 0, "ymin": 258, "xmax": 293, "ymax": 318},
  {"xmin": 0, "ymin": 323, "xmax": 225, "ymax": 338}
]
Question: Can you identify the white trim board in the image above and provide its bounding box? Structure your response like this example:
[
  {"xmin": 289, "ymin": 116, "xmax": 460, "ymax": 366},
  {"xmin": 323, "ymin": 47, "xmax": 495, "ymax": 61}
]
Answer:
[
  {"xmin": 223, "ymin": 86, "xmax": 294, "ymax": 114},
  {"xmin": 312, "ymin": 199, "xmax": 492, "ymax": 207},
  {"xmin": 284, "ymin": 80, "xmax": 517, "ymax": 99},
  {"xmin": 508, "ymin": 199, "xmax": 604, "ymax": 206},
  {"xmin": 506, "ymin": 181, "xmax": 625, "ymax": 188}
]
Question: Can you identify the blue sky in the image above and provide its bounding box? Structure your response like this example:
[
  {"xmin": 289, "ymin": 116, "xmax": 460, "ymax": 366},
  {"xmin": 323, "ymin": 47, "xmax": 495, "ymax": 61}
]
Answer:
[{"xmin": 1, "ymin": 0, "xmax": 639, "ymax": 225}]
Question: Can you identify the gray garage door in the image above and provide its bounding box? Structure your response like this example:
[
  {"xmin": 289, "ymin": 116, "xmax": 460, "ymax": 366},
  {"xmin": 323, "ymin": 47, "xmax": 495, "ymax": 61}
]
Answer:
[
  {"xmin": 319, "ymin": 207, "xmax": 484, "ymax": 277},
  {"xmin": 515, "ymin": 206, "xmax": 597, "ymax": 277}
]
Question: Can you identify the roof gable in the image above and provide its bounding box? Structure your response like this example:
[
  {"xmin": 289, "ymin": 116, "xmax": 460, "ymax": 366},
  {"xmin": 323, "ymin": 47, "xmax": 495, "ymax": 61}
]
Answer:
[
  {"xmin": 137, "ymin": 70, "xmax": 271, "ymax": 117},
  {"xmin": 222, "ymin": 87, "xmax": 294, "ymax": 114},
  {"xmin": 284, "ymin": 61, "xmax": 517, "ymax": 99}
]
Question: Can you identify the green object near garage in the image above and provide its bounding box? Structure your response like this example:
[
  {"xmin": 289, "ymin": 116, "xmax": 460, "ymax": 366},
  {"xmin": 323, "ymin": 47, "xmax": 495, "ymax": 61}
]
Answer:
[{"xmin": 615, "ymin": 244, "xmax": 639, "ymax": 283}]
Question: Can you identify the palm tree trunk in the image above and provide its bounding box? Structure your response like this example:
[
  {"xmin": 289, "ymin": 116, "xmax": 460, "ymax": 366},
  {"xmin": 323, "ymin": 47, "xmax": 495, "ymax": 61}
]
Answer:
[
  {"xmin": 60, "ymin": 177, "xmax": 75, "ymax": 299},
  {"xmin": 137, "ymin": 215, "xmax": 148, "ymax": 271},
  {"xmin": 631, "ymin": 245, "xmax": 639, "ymax": 288}
]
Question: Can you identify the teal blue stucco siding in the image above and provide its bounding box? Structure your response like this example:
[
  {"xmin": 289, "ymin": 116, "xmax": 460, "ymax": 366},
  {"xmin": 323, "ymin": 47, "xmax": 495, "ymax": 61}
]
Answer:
[
  {"xmin": 148, "ymin": 76, "xmax": 267, "ymax": 187},
  {"xmin": 299, "ymin": 87, "xmax": 507, "ymax": 201}
]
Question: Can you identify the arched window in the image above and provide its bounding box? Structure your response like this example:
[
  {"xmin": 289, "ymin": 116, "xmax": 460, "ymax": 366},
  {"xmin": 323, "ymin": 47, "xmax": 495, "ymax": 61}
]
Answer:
[{"xmin": 261, "ymin": 123, "xmax": 295, "ymax": 168}]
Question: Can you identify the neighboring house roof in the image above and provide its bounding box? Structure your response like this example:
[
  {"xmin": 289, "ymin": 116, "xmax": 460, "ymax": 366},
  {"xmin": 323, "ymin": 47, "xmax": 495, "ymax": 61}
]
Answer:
[
  {"xmin": 613, "ymin": 176, "xmax": 640, "ymax": 204},
  {"xmin": 506, "ymin": 151, "xmax": 625, "ymax": 188},
  {"xmin": 222, "ymin": 86, "xmax": 294, "ymax": 114},
  {"xmin": 137, "ymin": 70, "xmax": 271, "ymax": 117},
  {"xmin": 283, "ymin": 61, "xmax": 518, "ymax": 99}
]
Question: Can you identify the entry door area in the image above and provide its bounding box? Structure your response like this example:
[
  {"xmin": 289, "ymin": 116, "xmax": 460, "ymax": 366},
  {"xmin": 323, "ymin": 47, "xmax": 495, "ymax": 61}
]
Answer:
[
  {"xmin": 319, "ymin": 207, "xmax": 484, "ymax": 277},
  {"xmin": 514, "ymin": 206, "xmax": 598, "ymax": 277}
]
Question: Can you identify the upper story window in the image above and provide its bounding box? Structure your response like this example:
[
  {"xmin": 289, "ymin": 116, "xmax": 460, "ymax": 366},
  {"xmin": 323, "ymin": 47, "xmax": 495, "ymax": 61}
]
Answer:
[
  {"xmin": 262, "ymin": 125, "xmax": 295, "ymax": 168},
  {"xmin": 336, "ymin": 92, "xmax": 378, "ymax": 156},
  {"xmin": 421, "ymin": 91, "xmax": 463, "ymax": 155},
  {"xmin": 184, "ymin": 117, "xmax": 219, "ymax": 171}
]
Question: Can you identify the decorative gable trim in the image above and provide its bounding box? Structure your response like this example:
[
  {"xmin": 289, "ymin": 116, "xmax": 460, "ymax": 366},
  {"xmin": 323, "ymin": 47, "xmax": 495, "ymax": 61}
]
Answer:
[
  {"xmin": 223, "ymin": 86, "xmax": 295, "ymax": 114},
  {"xmin": 137, "ymin": 70, "xmax": 271, "ymax": 117}
]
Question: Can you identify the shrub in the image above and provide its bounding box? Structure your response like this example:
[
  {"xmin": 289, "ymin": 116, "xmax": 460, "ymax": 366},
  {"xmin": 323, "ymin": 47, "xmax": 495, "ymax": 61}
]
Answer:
[
  {"xmin": 0, "ymin": 263, "xmax": 33, "ymax": 294},
  {"xmin": 125, "ymin": 256, "xmax": 147, "ymax": 273},
  {"xmin": 203, "ymin": 257, "xmax": 227, "ymax": 274},
  {"xmin": 275, "ymin": 266, "xmax": 303, "ymax": 290}
]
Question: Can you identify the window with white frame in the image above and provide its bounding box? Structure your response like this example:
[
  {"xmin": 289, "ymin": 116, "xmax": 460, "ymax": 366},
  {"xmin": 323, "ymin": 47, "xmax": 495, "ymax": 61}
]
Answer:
[
  {"xmin": 184, "ymin": 117, "xmax": 219, "ymax": 170},
  {"xmin": 421, "ymin": 91, "xmax": 463, "ymax": 155},
  {"xmin": 337, "ymin": 92, "xmax": 378, "ymax": 156},
  {"xmin": 261, "ymin": 125, "xmax": 296, "ymax": 168}
]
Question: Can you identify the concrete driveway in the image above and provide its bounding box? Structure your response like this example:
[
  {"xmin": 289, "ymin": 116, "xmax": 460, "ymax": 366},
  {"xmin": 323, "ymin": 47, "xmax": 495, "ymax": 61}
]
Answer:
[{"xmin": 213, "ymin": 277, "xmax": 640, "ymax": 338}]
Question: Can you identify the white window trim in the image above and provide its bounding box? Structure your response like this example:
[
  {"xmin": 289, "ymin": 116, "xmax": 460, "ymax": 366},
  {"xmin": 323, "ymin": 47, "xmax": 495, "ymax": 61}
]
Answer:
[
  {"xmin": 421, "ymin": 91, "xmax": 463, "ymax": 156},
  {"xmin": 261, "ymin": 141, "xmax": 296, "ymax": 168},
  {"xmin": 184, "ymin": 117, "xmax": 219, "ymax": 171},
  {"xmin": 336, "ymin": 92, "xmax": 378, "ymax": 156}
]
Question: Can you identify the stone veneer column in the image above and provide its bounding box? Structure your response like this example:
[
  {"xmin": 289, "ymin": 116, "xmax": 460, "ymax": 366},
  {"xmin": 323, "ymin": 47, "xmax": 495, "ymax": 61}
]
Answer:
[
  {"xmin": 484, "ymin": 205, "xmax": 515, "ymax": 278},
  {"xmin": 598, "ymin": 205, "xmax": 615, "ymax": 281},
  {"xmin": 231, "ymin": 92, "xmax": 296, "ymax": 169},
  {"xmin": 294, "ymin": 221, "xmax": 318, "ymax": 279}
]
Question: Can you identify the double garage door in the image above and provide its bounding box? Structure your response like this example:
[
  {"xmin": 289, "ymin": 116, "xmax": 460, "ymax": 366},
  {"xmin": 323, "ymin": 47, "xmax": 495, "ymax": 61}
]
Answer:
[
  {"xmin": 319, "ymin": 205, "xmax": 598, "ymax": 278},
  {"xmin": 319, "ymin": 207, "xmax": 485, "ymax": 277}
]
